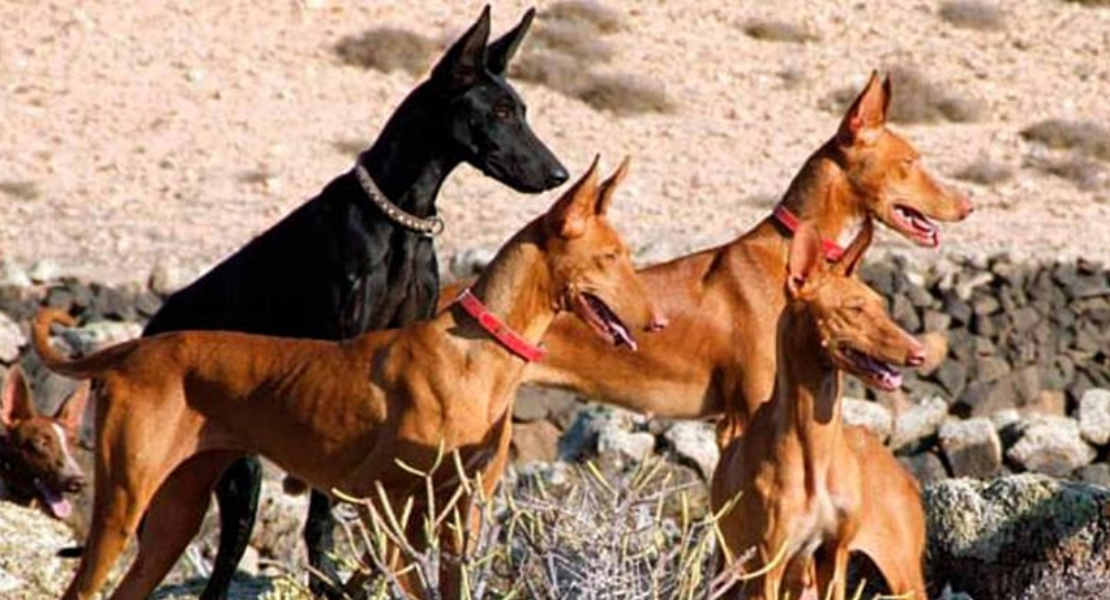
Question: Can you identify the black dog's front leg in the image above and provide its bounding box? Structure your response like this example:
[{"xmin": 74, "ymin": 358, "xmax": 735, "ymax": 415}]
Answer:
[
  {"xmin": 201, "ymin": 456, "xmax": 263, "ymax": 600},
  {"xmin": 306, "ymin": 490, "xmax": 343, "ymax": 598}
]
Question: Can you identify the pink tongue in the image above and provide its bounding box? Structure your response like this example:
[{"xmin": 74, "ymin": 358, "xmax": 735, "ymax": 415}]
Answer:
[{"xmin": 35, "ymin": 480, "xmax": 73, "ymax": 520}]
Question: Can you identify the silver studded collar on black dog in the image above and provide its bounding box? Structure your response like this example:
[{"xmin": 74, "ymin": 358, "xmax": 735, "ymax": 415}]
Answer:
[{"xmin": 353, "ymin": 162, "xmax": 445, "ymax": 238}]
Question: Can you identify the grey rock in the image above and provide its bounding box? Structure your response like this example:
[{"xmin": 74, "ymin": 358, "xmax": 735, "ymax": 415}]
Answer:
[
  {"xmin": 0, "ymin": 260, "xmax": 31, "ymax": 288},
  {"xmin": 558, "ymin": 405, "xmax": 646, "ymax": 461},
  {"xmin": 448, "ymin": 246, "xmax": 497, "ymax": 279},
  {"xmin": 148, "ymin": 257, "xmax": 191, "ymax": 296},
  {"xmin": 0, "ymin": 502, "xmax": 78, "ymax": 599},
  {"xmin": 925, "ymin": 474, "xmax": 1110, "ymax": 600},
  {"xmin": 56, "ymin": 320, "xmax": 142, "ymax": 356},
  {"xmin": 938, "ymin": 418, "xmax": 1003, "ymax": 479},
  {"xmin": 1006, "ymin": 416, "xmax": 1097, "ymax": 477},
  {"xmin": 1078, "ymin": 388, "xmax": 1110, "ymax": 446},
  {"xmin": 842, "ymin": 398, "xmax": 893, "ymax": 442},
  {"xmin": 890, "ymin": 396, "xmax": 949, "ymax": 453},
  {"xmin": 0, "ymin": 311, "xmax": 25, "ymax": 363},
  {"xmin": 27, "ymin": 259, "xmax": 59, "ymax": 284},
  {"xmin": 598, "ymin": 428, "xmax": 655, "ymax": 462},
  {"xmin": 898, "ymin": 451, "xmax": 950, "ymax": 485},
  {"xmin": 662, "ymin": 421, "xmax": 719, "ymax": 479},
  {"xmin": 1078, "ymin": 462, "xmax": 1110, "ymax": 488}
]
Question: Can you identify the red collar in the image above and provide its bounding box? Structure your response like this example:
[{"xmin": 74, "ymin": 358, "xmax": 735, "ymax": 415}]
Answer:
[
  {"xmin": 454, "ymin": 288, "xmax": 547, "ymax": 363},
  {"xmin": 772, "ymin": 205, "xmax": 846, "ymax": 261}
]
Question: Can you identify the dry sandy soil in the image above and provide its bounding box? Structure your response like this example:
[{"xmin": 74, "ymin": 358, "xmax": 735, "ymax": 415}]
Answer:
[{"xmin": 2, "ymin": 0, "xmax": 1109, "ymax": 285}]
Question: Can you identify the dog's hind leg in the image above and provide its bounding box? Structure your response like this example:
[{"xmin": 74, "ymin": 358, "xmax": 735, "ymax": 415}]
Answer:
[
  {"xmin": 201, "ymin": 456, "xmax": 263, "ymax": 600},
  {"xmin": 61, "ymin": 475, "xmax": 146, "ymax": 600},
  {"xmin": 109, "ymin": 451, "xmax": 242, "ymax": 600}
]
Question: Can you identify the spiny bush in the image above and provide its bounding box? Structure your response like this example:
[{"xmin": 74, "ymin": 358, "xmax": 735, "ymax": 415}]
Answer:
[
  {"xmin": 541, "ymin": 1, "xmax": 625, "ymax": 34},
  {"xmin": 939, "ymin": 1, "xmax": 1006, "ymax": 31},
  {"xmin": 1020, "ymin": 119, "xmax": 1110, "ymax": 161},
  {"xmin": 741, "ymin": 19, "xmax": 819, "ymax": 43},
  {"xmin": 334, "ymin": 28, "xmax": 440, "ymax": 76},
  {"xmin": 954, "ymin": 156, "xmax": 1014, "ymax": 185},
  {"xmin": 824, "ymin": 65, "xmax": 986, "ymax": 124},
  {"xmin": 575, "ymin": 73, "xmax": 675, "ymax": 116},
  {"xmin": 530, "ymin": 19, "xmax": 615, "ymax": 63}
]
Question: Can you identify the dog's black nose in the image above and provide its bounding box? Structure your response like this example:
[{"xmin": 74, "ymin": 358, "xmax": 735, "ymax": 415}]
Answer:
[{"xmin": 546, "ymin": 166, "xmax": 569, "ymax": 187}]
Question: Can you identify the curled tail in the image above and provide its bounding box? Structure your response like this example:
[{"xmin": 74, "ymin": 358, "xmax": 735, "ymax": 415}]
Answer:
[{"xmin": 32, "ymin": 308, "xmax": 136, "ymax": 379}]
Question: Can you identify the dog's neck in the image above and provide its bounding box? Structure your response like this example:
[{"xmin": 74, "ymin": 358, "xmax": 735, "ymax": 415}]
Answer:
[
  {"xmin": 776, "ymin": 141, "xmax": 868, "ymax": 249},
  {"xmin": 445, "ymin": 220, "xmax": 557, "ymax": 416},
  {"xmin": 772, "ymin": 302, "xmax": 843, "ymax": 495},
  {"xmin": 358, "ymin": 88, "xmax": 459, "ymax": 219}
]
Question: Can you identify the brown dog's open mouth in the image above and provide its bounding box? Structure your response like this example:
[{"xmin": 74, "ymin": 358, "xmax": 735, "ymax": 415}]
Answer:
[
  {"xmin": 577, "ymin": 293, "xmax": 637, "ymax": 351},
  {"xmin": 35, "ymin": 478, "xmax": 73, "ymax": 520},
  {"xmin": 842, "ymin": 347, "xmax": 903, "ymax": 392},
  {"xmin": 891, "ymin": 205, "xmax": 939, "ymax": 248}
]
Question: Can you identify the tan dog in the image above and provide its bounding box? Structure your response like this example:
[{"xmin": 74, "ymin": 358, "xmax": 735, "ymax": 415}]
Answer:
[
  {"xmin": 0, "ymin": 365, "xmax": 89, "ymax": 519},
  {"xmin": 712, "ymin": 222, "xmax": 927, "ymax": 600},
  {"xmin": 33, "ymin": 157, "xmax": 665, "ymax": 600},
  {"xmin": 521, "ymin": 72, "xmax": 971, "ymax": 436}
]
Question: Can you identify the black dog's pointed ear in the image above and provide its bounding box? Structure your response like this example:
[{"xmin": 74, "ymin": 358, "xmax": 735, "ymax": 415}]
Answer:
[
  {"xmin": 431, "ymin": 5, "xmax": 492, "ymax": 91},
  {"xmin": 487, "ymin": 8, "xmax": 535, "ymax": 76}
]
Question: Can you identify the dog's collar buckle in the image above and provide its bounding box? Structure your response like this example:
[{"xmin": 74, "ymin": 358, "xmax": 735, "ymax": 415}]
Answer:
[
  {"xmin": 771, "ymin": 204, "xmax": 846, "ymax": 261},
  {"xmin": 353, "ymin": 162, "xmax": 445, "ymax": 238},
  {"xmin": 454, "ymin": 289, "xmax": 547, "ymax": 363}
]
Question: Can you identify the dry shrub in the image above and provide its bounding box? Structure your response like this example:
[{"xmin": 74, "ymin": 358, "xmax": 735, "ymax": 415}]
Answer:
[
  {"xmin": 0, "ymin": 180, "xmax": 40, "ymax": 200},
  {"xmin": 334, "ymin": 28, "xmax": 440, "ymax": 75},
  {"xmin": 939, "ymin": 1, "xmax": 1006, "ymax": 31},
  {"xmin": 512, "ymin": 51, "xmax": 593, "ymax": 94},
  {"xmin": 1063, "ymin": 0, "xmax": 1110, "ymax": 6},
  {"xmin": 575, "ymin": 73, "xmax": 675, "ymax": 116},
  {"xmin": 824, "ymin": 66, "xmax": 986, "ymax": 124},
  {"xmin": 541, "ymin": 0, "xmax": 624, "ymax": 33},
  {"xmin": 954, "ymin": 157, "xmax": 1014, "ymax": 185},
  {"xmin": 331, "ymin": 138, "xmax": 366, "ymax": 158},
  {"xmin": 1020, "ymin": 119, "xmax": 1110, "ymax": 161},
  {"xmin": 1025, "ymin": 156, "xmax": 1108, "ymax": 190},
  {"xmin": 530, "ymin": 20, "xmax": 615, "ymax": 63},
  {"xmin": 741, "ymin": 19, "xmax": 819, "ymax": 43}
]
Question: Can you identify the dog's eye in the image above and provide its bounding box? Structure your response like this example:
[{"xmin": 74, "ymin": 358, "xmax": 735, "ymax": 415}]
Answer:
[{"xmin": 492, "ymin": 105, "xmax": 513, "ymax": 121}]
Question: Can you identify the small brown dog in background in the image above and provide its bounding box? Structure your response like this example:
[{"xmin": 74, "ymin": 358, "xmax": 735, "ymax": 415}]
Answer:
[{"xmin": 0, "ymin": 365, "xmax": 89, "ymax": 520}]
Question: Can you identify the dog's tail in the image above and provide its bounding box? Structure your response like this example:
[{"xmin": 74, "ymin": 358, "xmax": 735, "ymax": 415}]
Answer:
[{"xmin": 32, "ymin": 309, "xmax": 136, "ymax": 379}]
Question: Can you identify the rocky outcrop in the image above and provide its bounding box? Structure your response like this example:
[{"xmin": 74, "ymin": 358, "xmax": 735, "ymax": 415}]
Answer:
[
  {"xmin": 0, "ymin": 502, "xmax": 77, "ymax": 599},
  {"xmin": 925, "ymin": 474, "xmax": 1110, "ymax": 600}
]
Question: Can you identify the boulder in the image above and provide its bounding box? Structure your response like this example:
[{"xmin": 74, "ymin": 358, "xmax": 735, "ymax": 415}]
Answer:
[
  {"xmin": 938, "ymin": 418, "xmax": 1002, "ymax": 479},
  {"xmin": 898, "ymin": 451, "xmax": 950, "ymax": 485},
  {"xmin": 662, "ymin": 421, "xmax": 719, "ymax": 479},
  {"xmin": 1078, "ymin": 388, "xmax": 1110, "ymax": 446},
  {"xmin": 0, "ymin": 502, "xmax": 77, "ymax": 599},
  {"xmin": 841, "ymin": 398, "xmax": 893, "ymax": 442},
  {"xmin": 925, "ymin": 474, "xmax": 1110, "ymax": 600},
  {"xmin": 558, "ymin": 405, "xmax": 647, "ymax": 461},
  {"xmin": 1006, "ymin": 416, "xmax": 1097, "ymax": 477},
  {"xmin": 0, "ymin": 311, "xmax": 25, "ymax": 363},
  {"xmin": 890, "ymin": 396, "xmax": 948, "ymax": 453}
]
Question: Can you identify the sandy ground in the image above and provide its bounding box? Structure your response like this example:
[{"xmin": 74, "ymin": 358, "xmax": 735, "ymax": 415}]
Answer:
[{"xmin": 2, "ymin": 1, "xmax": 1109, "ymax": 285}]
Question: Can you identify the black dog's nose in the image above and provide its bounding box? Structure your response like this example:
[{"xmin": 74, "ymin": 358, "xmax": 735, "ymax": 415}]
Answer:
[{"xmin": 546, "ymin": 166, "xmax": 569, "ymax": 187}]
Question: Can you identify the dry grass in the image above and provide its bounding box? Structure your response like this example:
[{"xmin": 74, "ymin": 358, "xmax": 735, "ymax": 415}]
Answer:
[
  {"xmin": 939, "ymin": 1, "xmax": 1006, "ymax": 31},
  {"xmin": 0, "ymin": 180, "xmax": 40, "ymax": 201},
  {"xmin": 512, "ymin": 51, "xmax": 592, "ymax": 94},
  {"xmin": 741, "ymin": 19, "xmax": 819, "ymax": 43},
  {"xmin": 541, "ymin": 1, "xmax": 625, "ymax": 34},
  {"xmin": 824, "ymin": 65, "xmax": 986, "ymax": 124},
  {"xmin": 334, "ymin": 28, "xmax": 440, "ymax": 76},
  {"xmin": 1020, "ymin": 119, "xmax": 1110, "ymax": 161},
  {"xmin": 954, "ymin": 157, "xmax": 1014, "ymax": 185},
  {"xmin": 575, "ymin": 73, "xmax": 675, "ymax": 116},
  {"xmin": 1062, "ymin": 0, "xmax": 1110, "ymax": 6},
  {"xmin": 530, "ymin": 20, "xmax": 615, "ymax": 63},
  {"xmin": 331, "ymin": 138, "xmax": 367, "ymax": 158}
]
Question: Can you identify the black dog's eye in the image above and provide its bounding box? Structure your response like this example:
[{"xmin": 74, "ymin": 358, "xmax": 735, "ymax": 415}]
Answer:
[{"xmin": 492, "ymin": 105, "xmax": 513, "ymax": 121}]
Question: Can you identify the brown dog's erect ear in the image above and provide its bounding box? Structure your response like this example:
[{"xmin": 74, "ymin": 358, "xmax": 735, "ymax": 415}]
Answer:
[
  {"xmin": 595, "ymin": 156, "xmax": 631, "ymax": 216},
  {"xmin": 432, "ymin": 5, "xmax": 492, "ymax": 90},
  {"xmin": 53, "ymin": 382, "xmax": 90, "ymax": 433},
  {"xmin": 787, "ymin": 223, "xmax": 824, "ymax": 297},
  {"xmin": 487, "ymin": 8, "xmax": 534, "ymax": 76},
  {"xmin": 833, "ymin": 220, "xmax": 874, "ymax": 278},
  {"xmin": 1, "ymin": 365, "xmax": 37, "ymax": 427},
  {"xmin": 838, "ymin": 70, "xmax": 888, "ymax": 145},
  {"xmin": 545, "ymin": 155, "xmax": 601, "ymax": 239}
]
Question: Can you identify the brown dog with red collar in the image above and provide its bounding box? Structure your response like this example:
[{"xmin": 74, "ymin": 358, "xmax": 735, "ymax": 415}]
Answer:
[
  {"xmin": 712, "ymin": 222, "xmax": 927, "ymax": 600},
  {"xmin": 33, "ymin": 157, "xmax": 665, "ymax": 600},
  {"xmin": 1, "ymin": 365, "xmax": 89, "ymax": 520}
]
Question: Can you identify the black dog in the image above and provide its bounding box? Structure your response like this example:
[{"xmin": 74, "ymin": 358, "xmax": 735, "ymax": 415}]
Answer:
[{"xmin": 142, "ymin": 7, "xmax": 565, "ymax": 599}]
